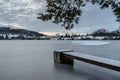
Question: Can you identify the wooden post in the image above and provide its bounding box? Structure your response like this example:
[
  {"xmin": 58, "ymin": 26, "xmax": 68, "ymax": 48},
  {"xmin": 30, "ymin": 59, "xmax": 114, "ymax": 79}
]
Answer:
[{"xmin": 54, "ymin": 50, "xmax": 74, "ymax": 65}]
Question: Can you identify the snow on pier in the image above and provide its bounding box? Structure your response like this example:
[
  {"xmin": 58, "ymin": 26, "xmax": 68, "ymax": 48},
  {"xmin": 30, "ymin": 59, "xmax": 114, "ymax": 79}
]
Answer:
[{"xmin": 54, "ymin": 50, "xmax": 120, "ymax": 72}]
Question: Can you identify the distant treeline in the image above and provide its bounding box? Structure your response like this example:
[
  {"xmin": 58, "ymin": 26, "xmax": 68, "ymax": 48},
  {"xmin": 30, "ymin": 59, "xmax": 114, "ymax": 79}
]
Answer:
[
  {"xmin": 0, "ymin": 27, "xmax": 49, "ymax": 40},
  {"xmin": 92, "ymin": 28, "xmax": 120, "ymax": 36},
  {"xmin": 52, "ymin": 28, "xmax": 120, "ymax": 40},
  {"xmin": 1, "ymin": 27, "xmax": 120, "ymax": 40}
]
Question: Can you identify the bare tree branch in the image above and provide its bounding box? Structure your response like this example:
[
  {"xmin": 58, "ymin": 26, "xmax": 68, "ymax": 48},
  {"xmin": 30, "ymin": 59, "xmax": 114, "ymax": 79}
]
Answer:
[{"xmin": 37, "ymin": 0, "xmax": 120, "ymax": 30}]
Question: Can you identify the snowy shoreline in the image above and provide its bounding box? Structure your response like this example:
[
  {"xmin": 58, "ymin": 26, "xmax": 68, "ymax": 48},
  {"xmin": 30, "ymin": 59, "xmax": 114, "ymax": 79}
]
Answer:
[{"xmin": 72, "ymin": 41, "xmax": 110, "ymax": 46}]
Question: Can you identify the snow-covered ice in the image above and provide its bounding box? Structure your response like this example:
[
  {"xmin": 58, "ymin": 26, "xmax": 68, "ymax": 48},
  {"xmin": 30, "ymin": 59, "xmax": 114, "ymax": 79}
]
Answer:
[{"xmin": 72, "ymin": 41, "xmax": 110, "ymax": 46}]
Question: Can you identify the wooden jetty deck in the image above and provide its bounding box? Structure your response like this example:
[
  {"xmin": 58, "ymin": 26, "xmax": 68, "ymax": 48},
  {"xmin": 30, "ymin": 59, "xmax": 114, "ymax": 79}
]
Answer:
[{"xmin": 54, "ymin": 49, "xmax": 120, "ymax": 72}]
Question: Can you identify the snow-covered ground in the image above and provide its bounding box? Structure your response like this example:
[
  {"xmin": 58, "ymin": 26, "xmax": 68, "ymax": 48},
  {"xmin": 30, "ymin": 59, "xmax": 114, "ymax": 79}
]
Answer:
[{"xmin": 72, "ymin": 41, "xmax": 110, "ymax": 45}]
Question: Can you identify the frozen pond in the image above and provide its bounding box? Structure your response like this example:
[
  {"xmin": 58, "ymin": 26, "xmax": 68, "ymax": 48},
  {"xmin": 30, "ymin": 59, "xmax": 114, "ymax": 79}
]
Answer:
[{"xmin": 0, "ymin": 40, "xmax": 119, "ymax": 80}]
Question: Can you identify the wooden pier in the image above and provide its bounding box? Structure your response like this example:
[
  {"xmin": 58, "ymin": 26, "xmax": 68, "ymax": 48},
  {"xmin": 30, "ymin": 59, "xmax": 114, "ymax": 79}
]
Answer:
[{"xmin": 54, "ymin": 50, "xmax": 120, "ymax": 72}]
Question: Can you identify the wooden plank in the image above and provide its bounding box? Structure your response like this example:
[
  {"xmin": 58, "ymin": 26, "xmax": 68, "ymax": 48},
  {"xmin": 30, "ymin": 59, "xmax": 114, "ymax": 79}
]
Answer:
[{"xmin": 63, "ymin": 52, "xmax": 120, "ymax": 72}]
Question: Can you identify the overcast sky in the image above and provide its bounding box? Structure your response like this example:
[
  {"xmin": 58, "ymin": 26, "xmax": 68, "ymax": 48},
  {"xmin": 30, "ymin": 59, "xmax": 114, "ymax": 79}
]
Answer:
[{"xmin": 0, "ymin": 0, "xmax": 120, "ymax": 34}]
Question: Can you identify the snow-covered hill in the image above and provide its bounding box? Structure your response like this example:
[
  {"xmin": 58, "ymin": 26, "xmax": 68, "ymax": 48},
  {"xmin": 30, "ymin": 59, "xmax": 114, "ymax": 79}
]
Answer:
[{"xmin": 0, "ymin": 27, "xmax": 46, "ymax": 40}]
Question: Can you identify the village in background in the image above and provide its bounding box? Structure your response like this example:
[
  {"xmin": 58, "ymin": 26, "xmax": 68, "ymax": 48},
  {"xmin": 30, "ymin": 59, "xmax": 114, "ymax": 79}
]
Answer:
[{"xmin": 0, "ymin": 26, "xmax": 120, "ymax": 40}]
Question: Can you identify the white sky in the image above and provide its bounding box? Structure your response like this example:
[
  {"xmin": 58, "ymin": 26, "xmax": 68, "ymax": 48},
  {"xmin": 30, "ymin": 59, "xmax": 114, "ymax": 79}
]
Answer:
[{"xmin": 0, "ymin": 0, "xmax": 120, "ymax": 34}]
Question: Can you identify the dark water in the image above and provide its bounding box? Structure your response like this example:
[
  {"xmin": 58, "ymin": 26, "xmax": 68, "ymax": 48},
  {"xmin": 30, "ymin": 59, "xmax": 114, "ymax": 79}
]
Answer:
[{"xmin": 0, "ymin": 40, "xmax": 119, "ymax": 80}]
